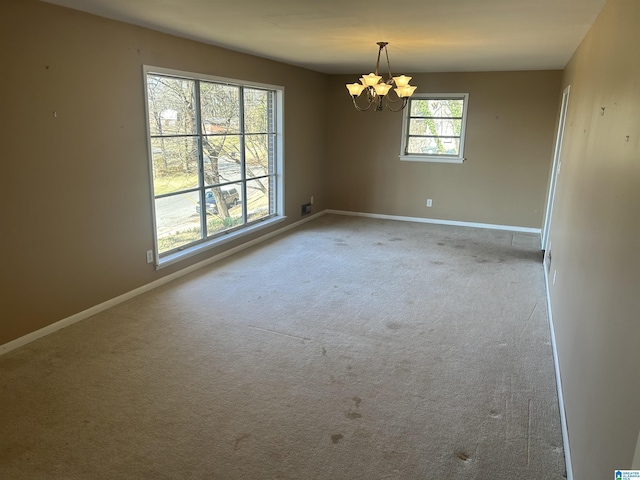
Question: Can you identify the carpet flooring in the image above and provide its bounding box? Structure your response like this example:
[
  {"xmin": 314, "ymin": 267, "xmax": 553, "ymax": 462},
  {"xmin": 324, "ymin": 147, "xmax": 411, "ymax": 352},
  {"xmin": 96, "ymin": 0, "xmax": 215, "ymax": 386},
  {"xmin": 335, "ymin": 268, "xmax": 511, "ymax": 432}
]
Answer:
[{"xmin": 0, "ymin": 214, "xmax": 565, "ymax": 479}]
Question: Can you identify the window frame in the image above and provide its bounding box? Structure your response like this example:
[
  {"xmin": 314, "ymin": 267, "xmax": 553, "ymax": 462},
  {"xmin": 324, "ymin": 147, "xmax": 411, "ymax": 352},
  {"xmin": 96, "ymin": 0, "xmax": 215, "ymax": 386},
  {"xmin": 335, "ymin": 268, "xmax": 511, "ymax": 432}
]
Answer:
[
  {"xmin": 400, "ymin": 93, "xmax": 469, "ymax": 164},
  {"xmin": 143, "ymin": 66, "xmax": 285, "ymax": 269}
]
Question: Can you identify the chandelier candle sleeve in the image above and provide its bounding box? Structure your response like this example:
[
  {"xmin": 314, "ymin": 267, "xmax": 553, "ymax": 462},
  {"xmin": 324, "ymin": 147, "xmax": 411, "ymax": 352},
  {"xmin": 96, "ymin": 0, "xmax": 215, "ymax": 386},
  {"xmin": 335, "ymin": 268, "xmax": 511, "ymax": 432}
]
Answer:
[
  {"xmin": 347, "ymin": 83, "xmax": 366, "ymax": 96},
  {"xmin": 395, "ymin": 85, "xmax": 417, "ymax": 98},
  {"xmin": 361, "ymin": 73, "xmax": 382, "ymax": 86},
  {"xmin": 346, "ymin": 42, "xmax": 416, "ymax": 112}
]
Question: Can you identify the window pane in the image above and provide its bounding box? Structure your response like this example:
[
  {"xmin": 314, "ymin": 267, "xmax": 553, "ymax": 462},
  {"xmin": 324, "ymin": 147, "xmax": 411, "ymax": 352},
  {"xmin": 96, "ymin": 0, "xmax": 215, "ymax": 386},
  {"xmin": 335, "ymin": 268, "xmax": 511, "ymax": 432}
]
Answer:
[
  {"xmin": 203, "ymin": 136, "xmax": 242, "ymax": 185},
  {"xmin": 426, "ymin": 99, "xmax": 464, "ymax": 117},
  {"xmin": 409, "ymin": 98, "xmax": 464, "ymax": 118},
  {"xmin": 407, "ymin": 137, "xmax": 460, "ymax": 156},
  {"xmin": 244, "ymin": 89, "xmax": 270, "ymax": 133},
  {"xmin": 200, "ymin": 83, "xmax": 240, "ymax": 135},
  {"xmin": 151, "ymin": 137, "xmax": 199, "ymax": 195},
  {"xmin": 245, "ymin": 134, "xmax": 270, "ymax": 179},
  {"xmin": 410, "ymin": 99, "xmax": 431, "ymax": 117},
  {"xmin": 155, "ymin": 192, "xmax": 202, "ymax": 253},
  {"xmin": 205, "ymin": 183, "xmax": 244, "ymax": 236},
  {"xmin": 247, "ymin": 178, "xmax": 271, "ymax": 222},
  {"xmin": 147, "ymin": 75, "xmax": 196, "ymax": 136},
  {"xmin": 409, "ymin": 118, "xmax": 462, "ymax": 137}
]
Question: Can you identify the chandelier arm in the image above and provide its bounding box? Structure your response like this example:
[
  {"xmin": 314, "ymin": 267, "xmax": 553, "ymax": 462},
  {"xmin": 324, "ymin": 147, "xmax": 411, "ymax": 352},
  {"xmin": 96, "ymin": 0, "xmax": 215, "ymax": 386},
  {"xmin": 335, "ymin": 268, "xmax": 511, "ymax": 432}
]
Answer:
[
  {"xmin": 385, "ymin": 88, "xmax": 403, "ymax": 103},
  {"xmin": 351, "ymin": 94, "xmax": 376, "ymax": 112},
  {"xmin": 384, "ymin": 96, "xmax": 409, "ymax": 112}
]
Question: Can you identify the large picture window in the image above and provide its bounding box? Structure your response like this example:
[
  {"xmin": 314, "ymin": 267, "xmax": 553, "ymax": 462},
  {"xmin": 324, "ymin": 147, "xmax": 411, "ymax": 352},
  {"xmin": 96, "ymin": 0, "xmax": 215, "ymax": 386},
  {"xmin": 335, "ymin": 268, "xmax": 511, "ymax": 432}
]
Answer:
[
  {"xmin": 144, "ymin": 67, "xmax": 284, "ymax": 267},
  {"xmin": 400, "ymin": 93, "xmax": 469, "ymax": 164}
]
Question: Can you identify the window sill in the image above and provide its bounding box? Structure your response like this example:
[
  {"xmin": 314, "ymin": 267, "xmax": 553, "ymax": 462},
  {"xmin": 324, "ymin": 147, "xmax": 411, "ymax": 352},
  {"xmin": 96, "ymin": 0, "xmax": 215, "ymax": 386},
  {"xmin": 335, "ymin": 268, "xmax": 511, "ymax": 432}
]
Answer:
[
  {"xmin": 156, "ymin": 215, "xmax": 287, "ymax": 270},
  {"xmin": 400, "ymin": 155, "xmax": 465, "ymax": 164}
]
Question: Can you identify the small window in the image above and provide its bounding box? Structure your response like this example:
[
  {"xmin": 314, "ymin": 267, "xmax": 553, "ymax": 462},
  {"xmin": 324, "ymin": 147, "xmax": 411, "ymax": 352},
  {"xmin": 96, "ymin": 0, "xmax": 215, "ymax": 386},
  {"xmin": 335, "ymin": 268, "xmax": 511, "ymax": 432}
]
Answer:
[
  {"xmin": 400, "ymin": 93, "xmax": 469, "ymax": 163},
  {"xmin": 144, "ymin": 67, "xmax": 284, "ymax": 268}
]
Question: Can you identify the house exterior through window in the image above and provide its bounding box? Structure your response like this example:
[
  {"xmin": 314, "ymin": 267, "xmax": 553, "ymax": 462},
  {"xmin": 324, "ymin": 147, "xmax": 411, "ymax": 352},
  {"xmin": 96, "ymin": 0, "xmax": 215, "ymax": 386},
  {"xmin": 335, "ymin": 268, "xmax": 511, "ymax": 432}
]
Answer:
[{"xmin": 144, "ymin": 67, "xmax": 284, "ymax": 268}]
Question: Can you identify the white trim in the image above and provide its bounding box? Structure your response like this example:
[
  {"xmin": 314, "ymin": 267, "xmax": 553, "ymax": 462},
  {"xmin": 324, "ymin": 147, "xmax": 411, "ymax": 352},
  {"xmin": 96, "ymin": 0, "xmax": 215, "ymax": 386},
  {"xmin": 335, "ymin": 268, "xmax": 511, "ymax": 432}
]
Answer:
[
  {"xmin": 326, "ymin": 209, "xmax": 541, "ymax": 234},
  {"xmin": 542, "ymin": 85, "xmax": 570, "ymax": 250},
  {"xmin": 633, "ymin": 429, "xmax": 640, "ymax": 469},
  {"xmin": 0, "ymin": 211, "xmax": 326, "ymax": 357},
  {"xmin": 543, "ymin": 264, "xmax": 574, "ymax": 480},
  {"xmin": 399, "ymin": 155, "xmax": 465, "ymax": 164},
  {"xmin": 143, "ymin": 65, "xmax": 285, "ymax": 92},
  {"xmin": 156, "ymin": 215, "xmax": 287, "ymax": 269}
]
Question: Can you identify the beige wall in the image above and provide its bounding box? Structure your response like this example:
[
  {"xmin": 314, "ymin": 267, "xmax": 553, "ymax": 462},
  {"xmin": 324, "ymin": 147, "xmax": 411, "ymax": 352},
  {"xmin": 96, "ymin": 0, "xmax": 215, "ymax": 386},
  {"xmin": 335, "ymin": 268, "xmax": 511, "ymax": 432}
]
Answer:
[
  {"xmin": 0, "ymin": 0, "xmax": 328, "ymax": 345},
  {"xmin": 8, "ymin": 0, "xmax": 638, "ymax": 476},
  {"xmin": 547, "ymin": 0, "xmax": 640, "ymax": 477},
  {"xmin": 326, "ymin": 71, "xmax": 562, "ymax": 228}
]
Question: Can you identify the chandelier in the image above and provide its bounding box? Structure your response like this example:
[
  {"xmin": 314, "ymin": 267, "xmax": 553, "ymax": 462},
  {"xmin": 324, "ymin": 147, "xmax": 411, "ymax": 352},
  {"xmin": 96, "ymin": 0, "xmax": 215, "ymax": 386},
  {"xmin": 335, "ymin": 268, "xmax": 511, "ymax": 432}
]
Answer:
[{"xmin": 346, "ymin": 42, "xmax": 417, "ymax": 112}]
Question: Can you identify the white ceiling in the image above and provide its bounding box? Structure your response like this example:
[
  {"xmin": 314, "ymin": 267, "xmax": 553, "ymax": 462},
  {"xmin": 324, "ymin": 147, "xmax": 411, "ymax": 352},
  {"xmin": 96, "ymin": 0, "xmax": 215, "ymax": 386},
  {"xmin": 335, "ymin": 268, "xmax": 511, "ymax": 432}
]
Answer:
[{"xmin": 42, "ymin": 0, "xmax": 607, "ymax": 74}]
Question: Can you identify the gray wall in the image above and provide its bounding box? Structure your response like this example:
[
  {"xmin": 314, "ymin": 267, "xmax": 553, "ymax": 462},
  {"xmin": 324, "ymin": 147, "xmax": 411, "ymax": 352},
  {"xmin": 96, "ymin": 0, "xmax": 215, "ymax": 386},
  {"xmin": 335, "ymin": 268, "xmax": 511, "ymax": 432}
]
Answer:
[{"xmin": 546, "ymin": 0, "xmax": 640, "ymax": 477}]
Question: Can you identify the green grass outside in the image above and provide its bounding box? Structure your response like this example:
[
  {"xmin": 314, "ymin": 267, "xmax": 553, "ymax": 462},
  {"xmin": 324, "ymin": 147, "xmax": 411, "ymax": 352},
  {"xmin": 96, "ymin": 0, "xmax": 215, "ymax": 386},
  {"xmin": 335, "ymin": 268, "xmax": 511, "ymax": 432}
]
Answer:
[
  {"xmin": 154, "ymin": 173, "xmax": 198, "ymax": 196},
  {"xmin": 158, "ymin": 215, "xmax": 244, "ymax": 253}
]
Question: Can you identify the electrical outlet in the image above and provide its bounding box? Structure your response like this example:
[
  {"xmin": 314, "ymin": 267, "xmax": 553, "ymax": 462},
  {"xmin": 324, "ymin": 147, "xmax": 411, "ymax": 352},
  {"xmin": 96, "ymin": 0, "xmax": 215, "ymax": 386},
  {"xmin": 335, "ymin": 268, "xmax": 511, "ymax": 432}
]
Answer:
[
  {"xmin": 146, "ymin": 250, "xmax": 154, "ymax": 264},
  {"xmin": 426, "ymin": 199, "xmax": 433, "ymax": 207},
  {"xmin": 310, "ymin": 196, "xmax": 314, "ymax": 204}
]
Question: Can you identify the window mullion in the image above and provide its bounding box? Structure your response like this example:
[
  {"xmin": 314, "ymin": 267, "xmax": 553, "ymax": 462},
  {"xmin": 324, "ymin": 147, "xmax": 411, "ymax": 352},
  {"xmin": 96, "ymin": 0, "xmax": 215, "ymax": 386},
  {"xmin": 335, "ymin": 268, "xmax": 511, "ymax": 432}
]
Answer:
[
  {"xmin": 239, "ymin": 87, "xmax": 247, "ymax": 224},
  {"xmin": 194, "ymin": 80, "xmax": 207, "ymax": 238}
]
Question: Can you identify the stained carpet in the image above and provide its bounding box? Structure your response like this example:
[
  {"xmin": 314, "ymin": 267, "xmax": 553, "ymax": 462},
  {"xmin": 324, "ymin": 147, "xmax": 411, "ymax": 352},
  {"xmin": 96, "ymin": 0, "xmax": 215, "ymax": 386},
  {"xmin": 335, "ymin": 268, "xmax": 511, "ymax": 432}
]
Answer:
[{"xmin": 0, "ymin": 214, "xmax": 565, "ymax": 479}]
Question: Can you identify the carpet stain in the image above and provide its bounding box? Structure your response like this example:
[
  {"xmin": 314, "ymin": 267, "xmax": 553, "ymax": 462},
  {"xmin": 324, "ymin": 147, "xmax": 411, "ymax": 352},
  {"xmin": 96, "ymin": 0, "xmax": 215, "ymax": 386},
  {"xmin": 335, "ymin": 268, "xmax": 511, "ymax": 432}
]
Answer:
[
  {"xmin": 234, "ymin": 434, "xmax": 250, "ymax": 451},
  {"xmin": 430, "ymin": 260, "xmax": 445, "ymax": 265},
  {"xmin": 386, "ymin": 321, "xmax": 402, "ymax": 330},
  {"xmin": 346, "ymin": 396, "xmax": 362, "ymax": 419},
  {"xmin": 455, "ymin": 451, "xmax": 471, "ymax": 462},
  {"xmin": 389, "ymin": 237, "xmax": 403, "ymax": 242},
  {"xmin": 322, "ymin": 347, "xmax": 327, "ymax": 356},
  {"xmin": 331, "ymin": 434, "xmax": 344, "ymax": 444},
  {"xmin": 437, "ymin": 242, "xmax": 445, "ymax": 246}
]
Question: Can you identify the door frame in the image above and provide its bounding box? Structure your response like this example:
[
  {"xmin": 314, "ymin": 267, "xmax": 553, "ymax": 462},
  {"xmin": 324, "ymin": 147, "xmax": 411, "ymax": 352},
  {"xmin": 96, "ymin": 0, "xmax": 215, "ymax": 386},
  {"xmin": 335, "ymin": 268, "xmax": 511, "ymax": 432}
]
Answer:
[{"xmin": 542, "ymin": 85, "xmax": 570, "ymax": 252}]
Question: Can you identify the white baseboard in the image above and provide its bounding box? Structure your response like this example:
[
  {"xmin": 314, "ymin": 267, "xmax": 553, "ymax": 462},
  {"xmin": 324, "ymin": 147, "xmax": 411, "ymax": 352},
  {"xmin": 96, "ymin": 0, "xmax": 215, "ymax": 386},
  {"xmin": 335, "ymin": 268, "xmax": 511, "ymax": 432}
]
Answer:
[
  {"xmin": 543, "ymin": 266, "xmax": 574, "ymax": 480},
  {"xmin": 0, "ymin": 210, "xmax": 326, "ymax": 357},
  {"xmin": 326, "ymin": 209, "xmax": 542, "ymax": 234}
]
